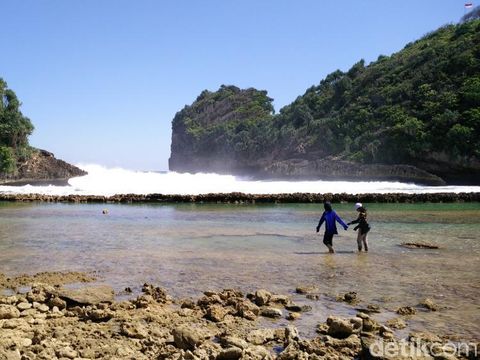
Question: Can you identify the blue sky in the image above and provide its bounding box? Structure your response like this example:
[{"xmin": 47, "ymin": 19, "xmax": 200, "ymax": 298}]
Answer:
[{"xmin": 0, "ymin": 0, "xmax": 470, "ymax": 170}]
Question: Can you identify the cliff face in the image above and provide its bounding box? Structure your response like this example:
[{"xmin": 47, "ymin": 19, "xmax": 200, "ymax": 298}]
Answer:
[
  {"xmin": 0, "ymin": 149, "xmax": 86, "ymax": 185},
  {"xmin": 169, "ymin": 20, "xmax": 480, "ymax": 185}
]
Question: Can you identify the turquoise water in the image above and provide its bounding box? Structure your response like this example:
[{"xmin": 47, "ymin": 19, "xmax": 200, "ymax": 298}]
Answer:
[{"xmin": 0, "ymin": 202, "xmax": 479, "ymax": 340}]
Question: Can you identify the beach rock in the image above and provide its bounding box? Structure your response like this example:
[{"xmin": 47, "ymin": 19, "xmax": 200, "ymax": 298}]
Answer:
[
  {"xmin": 86, "ymin": 309, "xmax": 114, "ymax": 322},
  {"xmin": 420, "ymin": 298, "xmax": 439, "ymax": 311},
  {"xmin": 120, "ymin": 321, "xmax": 149, "ymax": 339},
  {"xmin": 47, "ymin": 296, "xmax": 66, "ymax": 310},
  {"xmin": 269, "ymin": 294, "xmax": 290, "ymax": 305},
  {"xmin": 172, "ymin": 325, "xmax": 207, "ymax": 350},
  {"xmin": 286, "ymin": 312, "xmax": 301, "ymax": 321},
  {"xmin": 16, "ymin": 302, "xmax": 32, "ymax": 311},
  {"xmin": 57, "ymin": 285, "xmax": 114, "ymax": 305},
  {"xmin": 326, "ymin": 316, "xmax": 355, "ymax": 339},
  {"xmin": 396, "ymin": 306, "xmax": 417, "ymax": 316},
  {"xmin": 217, "ymin": 347, "xmax": 243, "ymax": 360},
  {"xmin": 260, "ymin": 307, "xmax": 283, "ymax": 318},
  {"xmin": 181, "ymin": 299, "xmax": 196, "ymax": 309},
  {"xmin": 295, "ymin": 285, "xmax": 318, "ymax": 294},
  {"xmin": 220, "ymin": 336, "xmax": 249, "ymax": 350},
  {"xmin": 141, "ymin": 283, "xmax": 171, "ymax": 303},
  {"xmin": 236, "ymin": 300, "xmax": 260, "ymax": 320},
  {"xmin": 362, "ymin": 317, "xmax": 380, "ymax": 333},
  {"xmin": 247, "ymin": 328, "xmax": 276, "ymax": 345},
  {"xmin": 386, "ymin": 317, "xmax": 407, "ymax": 329},
  {"xmin": 342, "ymin": 291, "xmax": 358, "ymax": 303},
  {"xmin": 56, "ymin": 346, "xmax": 78, "ymax": 359},
  {"xmin": 0, "ymin": 304, "xmax": 20, "ymax": 319},
  {"xmin": 254, "ymin": 289, "xmax": 271, "ymax": 306},
  {"xmin": 206, "ymin": 304, "xmax": 229, "ymax": 322}
]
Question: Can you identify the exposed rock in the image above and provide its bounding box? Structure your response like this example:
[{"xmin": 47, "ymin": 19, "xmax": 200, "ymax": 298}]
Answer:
[
  {"xmin": 57, "ymin": 285, "xmax": 114, "ymax": 305},
  {"xmin": 120, "ymin": 321, "xmax": 149, "ymax": 339},
  {"xmin": 400, "ymin": 242, "xmax": 440, "ymax": 249},
  {"xmin": 260, "ymin": 307, "xmax": 283, "ymax": 319},
  {"xmin": 172, "ymin": 325, "xmax": 208, "ymax": 351},
  {"xmin": 420, "ymin": 298, "xmax": 439, "ymax": 311},
  {"xmin": 386, "ymin": 317, "xmax": 407, "ymax": 329},
  {"xmin": 326, "ymin": 316, "xmax": 358, "ymax": 339},
  {"xmin": 295, "ymin": 285, "xmax": 318, "ymax": 295},
  {"xmin": 217, "ymin": 347, "xmax": 243, "ymax": 360},
  {"xmin": 254, "ymin": 289, "xmax": 271, "ymax": 306},
  {"xmin": 0, "ymin": 304, "xmax": 20, "ymax": 319},
  {"xmin": 286, "ymin": 312, "xmax": 301, "ymax": 321},
  {"xmin": 0, "ymin": 149, "xmax": 87, "ymax": 185},
  {"xmin": 247, "ymin": 329, "xmax": 277, "ymax": 345},
  {"xmin": 16, "ymin": 302, "xmax": 32, "ymax": 311},
  {"xmin": 396, "ymin": 306, "xmax": 417, "ymax": 316},
  {"xmin": 206, "ymin": 304, "xmax": 229, "ymax": 322}
]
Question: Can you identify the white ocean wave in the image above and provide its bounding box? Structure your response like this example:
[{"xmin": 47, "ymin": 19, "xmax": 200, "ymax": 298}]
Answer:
[{"xmin": 0, "ymin": 163, "xmax": 479, "ymax": 196}]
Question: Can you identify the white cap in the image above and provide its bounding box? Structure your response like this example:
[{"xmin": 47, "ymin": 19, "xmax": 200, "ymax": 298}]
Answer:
[{"xmin": 355, "ymin": 202, "xmax": 363, "ymax": 209}]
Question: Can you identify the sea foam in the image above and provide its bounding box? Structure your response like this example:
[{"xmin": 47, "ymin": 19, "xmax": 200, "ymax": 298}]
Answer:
[{"xmin": 0, "ymin": 164, "xmax": 479, "ymax": 196}]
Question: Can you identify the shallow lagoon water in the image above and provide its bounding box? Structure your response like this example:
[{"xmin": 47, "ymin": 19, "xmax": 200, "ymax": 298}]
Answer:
[{"xmin": 0, "ymin": 202, "xmax": 479, "ymax": 340}]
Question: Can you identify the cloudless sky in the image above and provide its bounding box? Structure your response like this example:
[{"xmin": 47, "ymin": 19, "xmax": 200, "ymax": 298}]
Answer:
[{"xmin": 0, "ymin": 0, "xmax": 470, "ymax": 170}]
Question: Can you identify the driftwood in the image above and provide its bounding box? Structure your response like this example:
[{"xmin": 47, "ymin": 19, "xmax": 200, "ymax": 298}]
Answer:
[{"xmin": 400, "ymin": 242, "xmax": 440, "ymax": 249}]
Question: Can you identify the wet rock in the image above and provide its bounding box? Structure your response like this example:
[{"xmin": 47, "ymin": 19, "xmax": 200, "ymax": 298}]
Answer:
[
  {"xmin": 326, "ymin": 316, "xmax": 355, "ymax": 339},
  {"xmin": 341, "ymin": 291, "xmax": 358, "ymax": 304},
  {"xmin": 260, "ymin": 307, "xmax": 282, "ymax": 318},
  {"xmin": 400, "ymin": 242, "xmax": 440, "ymax": 249},
  {"xmin": 181, "ymin": 299, "xmax": 196, "ymax": 309},
  {"xmin": 295, "ymin": 285, "xmax": 318, "ymax": 294},
  {"xmin": 269, "ymin": 294, "xmax": 290, "ymax": 305},
  {"xmin": 0, "ymin": 304, "xmax": 20, "ymax": 319},
  {"xmin": 33, "ymin": 303, "xmax": 49, "ymax": 313},
  {"xmin": 236, "ymin": 300, "xmax": 260, "ymax": 320},
  {"xmin": 172, "ymin": 325, "xmax": 207, "ymax": 351},
  {"xmin": 420, "ymin": 298, "xmax": 439, "ymax": 311},
  {"xmin": 362, "ymin": 317, "xmax": 379, "ymax": 333},
  {"xmin": 135, "ymin": 294, "xmax": 155, "ymax": 308},
  {"xmin": 396, "ymin": 306, "xmax": 417, "ymax": 316},
  {"xmin": 57, "ymin": 285, "xmax": 114, "ymax": 305},
  {"xmin": 306, "ymin": 294, "xmax": 320, "ymax": 300},
  {"xmin": 254, "ymin": 289, "xmax": 271, "ymax": 306},
  {"xmin": 286, "ymin": 312, "xmax": 301, "ymax": 321},
  {"xmin": 86, "ymin": 309, "xmax": 114, "ymax": 322},
  {"xmin": 141, "ymin": 283, "xmax": 171, "ymax": 303},
  {"xmin": 386, "ymin": 317, "xmax": 407, "ymax": 329}
]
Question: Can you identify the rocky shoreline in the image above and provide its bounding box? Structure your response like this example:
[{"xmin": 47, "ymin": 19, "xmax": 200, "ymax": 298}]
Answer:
[
  {"xmin": 0, "ymin": 192, "xmax": 479, "ymax": 204},
  {"xmin": 0, "ymin": 272, "xmax": 477, "ymax": 360}
]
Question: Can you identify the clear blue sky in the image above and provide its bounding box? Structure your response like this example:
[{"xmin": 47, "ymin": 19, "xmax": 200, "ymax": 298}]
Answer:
[{"xmin": 0, "ymin": 0, "xmax": 469, "ymax": 170}]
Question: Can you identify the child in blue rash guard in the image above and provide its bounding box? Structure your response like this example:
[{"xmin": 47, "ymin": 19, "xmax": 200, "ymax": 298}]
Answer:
[{"xmin": 316, "ymin": 202, "xmax": 348, "ymax": 253}]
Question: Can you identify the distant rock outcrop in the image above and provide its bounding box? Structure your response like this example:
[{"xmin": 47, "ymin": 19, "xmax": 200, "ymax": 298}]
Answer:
[{"xmin": 0, "ymin": 149, "xmax": 86, "ymax": 185}]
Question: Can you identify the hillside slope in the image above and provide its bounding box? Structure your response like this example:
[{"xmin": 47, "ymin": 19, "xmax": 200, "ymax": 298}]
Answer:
[{"xmin": 169, "ymin": 20, "xmax": 480, "ymax": 185}]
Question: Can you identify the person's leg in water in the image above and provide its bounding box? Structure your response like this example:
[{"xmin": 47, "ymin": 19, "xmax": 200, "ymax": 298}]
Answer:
[
  {"xmin": 362, "ymin": 232, "xmax": 369, "ymax": 252},
  {"xmin": 357, "ymin": 231, "xmax": 363, "ymax": 251},
  {"xmin": 323, "ymin": 232, "xmax": 335, "ymax": 253}
]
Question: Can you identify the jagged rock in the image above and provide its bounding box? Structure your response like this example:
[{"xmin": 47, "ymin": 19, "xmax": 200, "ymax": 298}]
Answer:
[
  {"xmin": 269, "ymin": 294, "xmax": 290, "ymax": 305},
  {"xmin": 16, "ymin": 302, "xmax": 32, "ymax": 311},
  {"xmin": 206, "ymin": 304, "xmax": 229, "ymax": 322},
  {"xmin": 396, "ymin": 306, "xmax": 417, "ymax": 316},
  {"xmin": 220, "ymin": 336, "xmax": 249, "ymax": 350},
  {"xmin": 386, "ymin": 317, "xmax": 407, "ymax": 329},
  {"xmin": 286, "ymin": 312, "xmax": 301, "ymax": 321},
  {"xmin": 247, "ymin": 329, "xmax": 276, "ymax": 345},
  {"xmin": 47, "ymin": 296, "xmax": 66, "ymax": 310},
  {"xmin": 326, "ymin": 316, "xmax": 358, "ymax": 339},
  {"xmin": 56, "ymin": 346, "xmax": 78, "ymax": 359},
  {"xmin": 254, "ymin": 289, "xmax": 271, "ymax": 306},
  {"xmin": 236, "ymin": 300, "xmax": 260, "ymax": 320},
  {"xmin": 420, "ymin": 298, "xmax": 439, "ymax": 311}
]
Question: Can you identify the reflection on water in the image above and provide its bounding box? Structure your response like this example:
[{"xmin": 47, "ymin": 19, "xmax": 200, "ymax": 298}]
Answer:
[{"xmin": 0, "ymin": 202, "xmax": 479, "ymax": 340}]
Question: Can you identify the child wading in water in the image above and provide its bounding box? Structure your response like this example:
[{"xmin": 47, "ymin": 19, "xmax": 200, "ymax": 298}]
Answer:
[
  {"xmin": 348, "ymin": 202, "xmax": 371, "ymax": 252},
  {"xmin": 316, "ymin": 202, "xmax": 348, "ymax": 253}
]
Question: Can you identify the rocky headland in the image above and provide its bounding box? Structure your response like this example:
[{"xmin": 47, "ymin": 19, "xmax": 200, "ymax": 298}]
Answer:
[
  {"xmin": 0, "ymin": 149, "xmax": 86, "ymax": 186},
  {"xmin": 0, "ymin": 271, "xmax": 477, "ymax": 360},
  {"xmin": 169, "ymin": 20, "xmax": 480, "ymax": 186}
]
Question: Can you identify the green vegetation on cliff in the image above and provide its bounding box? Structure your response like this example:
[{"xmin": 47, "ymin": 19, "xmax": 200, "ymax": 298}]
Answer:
[
  {"xmin": 170, "ymin": 19, "xmax": 480, "ymax": 183},
  {"xmin": 0, "ymin": 79, "xmax": 34, "ymax": 175}
]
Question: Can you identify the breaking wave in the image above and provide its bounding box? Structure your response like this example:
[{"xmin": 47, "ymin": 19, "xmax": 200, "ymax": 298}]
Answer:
[{"xmin": 1, "ymin": 164, "xmax": 479, "ymax": 196}]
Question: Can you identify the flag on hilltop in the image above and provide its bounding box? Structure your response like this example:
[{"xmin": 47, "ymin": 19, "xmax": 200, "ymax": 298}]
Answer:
[{"xmin": 465, "ymin": 3, "xmax": 473, "ymax": 8}]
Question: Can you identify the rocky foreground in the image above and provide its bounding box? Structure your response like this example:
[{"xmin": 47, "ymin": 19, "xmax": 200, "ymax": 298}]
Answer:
[{"xmin": 0, "ymin": 273, "xmax": 478, "ymax": 360}]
